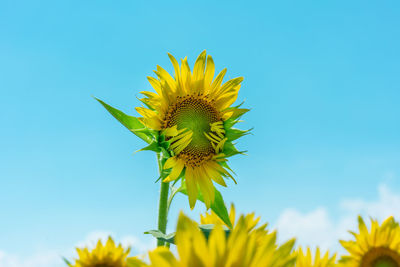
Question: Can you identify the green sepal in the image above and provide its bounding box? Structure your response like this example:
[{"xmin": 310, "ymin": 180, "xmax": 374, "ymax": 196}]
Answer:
[
  {"xmin": 159, "ymin": 141, "xmax": 170, "ymax": 150},
  {"xmin": 225, "ymin": 128, "xmax": 251, "ymax": 142},
  {"xmin": 158, "ymin": 133, "xmax": 172, "ymax": 152},
  {"xmin": 229, "ymin": 108, "xmax": 250, "ymax": 121},
  {"xmin": 159, "ymin": 147, "xmax": 171, "ymax": 159},
  {"xmin": 155, "ymin": 165, "xmax": 170, "ymax": 183},
  {"xmin": 223, "ymin": 141, "xmax": 247, "ymax": 158},
  {"xmin": 224, "ymin": 101, "xmax": 250, "ymax": 120},
  {"xmin": 158, "ymin": 133, "xmax": 166, "ymax": 143},
  {"xmin": 95, "ymin": 98, "xmax": 155, "ymax": 144},
  {"xmin": 130, "ymin": 128, "xmax": 158, "ymax": 141},
  {"xmin": 179, "ymin": 183, "xmax": 233, "ymax": 229},
  {"xmin": 137, "ymin": 141, "xmax": 161, "ymax": 153},
  {"xmin": 219, "ymin": 161, "xmax": 237, "ymax": 176}
]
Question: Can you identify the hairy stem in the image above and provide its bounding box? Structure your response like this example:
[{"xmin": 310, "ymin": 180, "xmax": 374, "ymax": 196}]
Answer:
[{"xmin": 156, "ymin": 153, "xmax": 170, "ymax": 246}]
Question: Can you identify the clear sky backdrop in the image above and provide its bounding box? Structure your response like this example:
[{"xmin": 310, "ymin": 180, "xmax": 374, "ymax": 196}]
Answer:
[{"xmin": 1, "ymin": 0, "xmax": 400, "ymax": 266}]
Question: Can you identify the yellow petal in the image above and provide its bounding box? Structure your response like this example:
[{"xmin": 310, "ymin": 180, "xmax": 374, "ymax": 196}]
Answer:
[
  {"xmin": 209, "ymin": 68, "xmax": 227, "ymax": 98},
  {"xmin": 164, "ymin": 157, "xmax": 177, "ymax": 169},
  {"xmin": 193, "ymin": 50, "xmax": 206, "ymax": 82},
  {"xmin": 162, "ymin": 125, "xmax": 178, "ymax": 137},
  {"xmin": 164, "ymin": 159, "xmax": 185, "ymax": 182},
  {"xmin": 185, "ymin": 167, "xmax": 197, "ymax": 209},
  {"xmin": 204, "ymin": 55, "xmax": 215, "ymax": 89},
  {"xmin": 147, "ymin": 76, "xmax": 163, "ymax": 96}
]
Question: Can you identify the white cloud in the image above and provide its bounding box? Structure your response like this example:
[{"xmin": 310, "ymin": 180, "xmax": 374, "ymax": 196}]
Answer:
[
  {"xmin": 274, "ymin": 183, "xmax": 400, "ymax": 253},
  {"xmin": 0, "ymin": 250, "xmax": 63, "ymax": 267},
  {"xmin": 275, "ymin": 207, "xmax": 337, "ymax": 250},
  {"xmin": 340, "ymin": 184, "xmax": 400, "ymax": 220}
]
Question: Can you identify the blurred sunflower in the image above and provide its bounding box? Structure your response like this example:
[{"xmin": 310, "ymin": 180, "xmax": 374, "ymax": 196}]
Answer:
[
  {"xmin": 137, "ymin": 51, "xmax": 249, "ymax": 208},
  {"xmin": 128, "ymin": 212, "xmax": 296, "ymax": 267},
  {"xmin": 295, "ymin": 247, "xmax": 336, "ymax": 267},
  {"xmin": 200, "ymin": 203, "xmax": 264, "ymax": 232},
  {"xmin": 68, "ymin": 237, "xmax": 130, "ymax": 267},
  {"xmin": 339, "ymin": 216, "xmax": 400, "ymax": 267}
]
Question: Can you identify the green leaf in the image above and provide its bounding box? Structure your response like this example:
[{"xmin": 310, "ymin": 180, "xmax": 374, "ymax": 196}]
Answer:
[
  {"xmin": 95, "ymin": 97, "xmax": 155, "ymax": 144},
  {"xmin": 179, "ymin": 185, "xmax": 233, "ymax": 229},
  {"xmin": 144, "ymin": 230, "xmax": 175, "ymax": 244}
]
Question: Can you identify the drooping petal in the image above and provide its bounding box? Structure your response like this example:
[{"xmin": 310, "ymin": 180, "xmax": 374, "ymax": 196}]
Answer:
[
  {"xmin": 163, "ymin": 159, "xmax": 184, "ymax": 182},
  {"xmin": 184, "ymin": 166, "xmax": 198, "ymax": 209}
]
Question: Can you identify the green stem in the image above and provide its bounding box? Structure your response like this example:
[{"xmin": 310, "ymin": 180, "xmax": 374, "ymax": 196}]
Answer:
[{"xmin": 156, "ymin": 153, "xmax": 170, "ymax": 246}]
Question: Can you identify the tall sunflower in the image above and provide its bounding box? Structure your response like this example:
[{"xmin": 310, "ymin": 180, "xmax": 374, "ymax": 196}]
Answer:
[
  {"xmin": 339, "ymin": 216, "xmax": 400, "ymax": 267},
  {"xmin": 128, "ymin": 212, "xmax": 296, "ymax": 267},
  {"xmin": 68, "ymin": 237, "xmax": 130, "ymax": 267},
  {"xmin": 295, "ymin": 247, "xmax": 336, "ymax": 267},
  {"xmin": 137, "ymin": 51, "xmax": 249, "ymax": 208}
]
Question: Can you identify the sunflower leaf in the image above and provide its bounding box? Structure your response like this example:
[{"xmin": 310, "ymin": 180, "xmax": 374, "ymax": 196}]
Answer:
[
  {"xmin": 95, "ymin": 97, "xmax": 155, "ymax": 144},
  {"xmin": 144, "ymin": 230, "xmax": 175, "ymax": 244}
]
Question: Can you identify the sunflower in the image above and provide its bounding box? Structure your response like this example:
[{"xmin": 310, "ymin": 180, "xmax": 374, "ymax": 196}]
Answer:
[
  {"xmin": 69, "ymin": 237, "xmax": 130, "ymax": 267},
  {"xmin": 295, "ymin": 247, "xmax": 336, "ymax": 267},
  {"xmin": 136, "ymin": 51, "xmax": 249, "ymax": 209},
  {"xmin": 128, "ymin": 212, "xmax": 296, "ymax": 267},
  {"xmin": 339, "ymin": 216, "xmax": 400, "ymax": 267},
  {"xmin": 200, "ymin": 203, "xmax": 264, "ymax": 232}
]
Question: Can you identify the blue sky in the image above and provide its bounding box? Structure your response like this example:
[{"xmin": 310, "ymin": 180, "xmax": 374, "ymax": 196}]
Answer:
[{"xmin": 1, "ymin": 0, "xmax": 400, "ymax": 266}]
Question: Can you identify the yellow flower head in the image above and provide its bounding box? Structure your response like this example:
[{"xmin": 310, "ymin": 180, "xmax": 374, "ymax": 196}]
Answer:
[
  {"xmin": 128, "ymin": 212, "xmax": 296, "ymax": 267},
  {"xmin": 339, "ymin": 216, "xmax": 400, "ymax": 267},
  {"xmin": 137, "ymin": 51, "xmax": 249, "ymax": 209},
  {"xmin": 69, "ymin": 237, "xmax": 130, "ymax": 267},
  {"xmin": 295, "ymin": 247, "xmax": 336, "ymax": 267},
  {"xmin": 200, "ymin": 203, "xmax": 264, "ymax": 232}
]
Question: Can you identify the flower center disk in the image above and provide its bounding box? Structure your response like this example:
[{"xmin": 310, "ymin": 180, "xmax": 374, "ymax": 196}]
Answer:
[
  {"xmin": 164, "ymin": 95, "xmax": 220, "ymax": 166},
  {"xmin": 361, "ymin": 247, "xmax": 400, "ymax": 267}
]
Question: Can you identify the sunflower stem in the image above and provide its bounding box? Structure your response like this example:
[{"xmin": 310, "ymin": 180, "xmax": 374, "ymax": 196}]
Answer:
[{"xmin": 156, "ymin": 153, "xmax": 170, "ymax": 247}]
